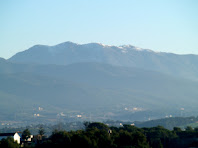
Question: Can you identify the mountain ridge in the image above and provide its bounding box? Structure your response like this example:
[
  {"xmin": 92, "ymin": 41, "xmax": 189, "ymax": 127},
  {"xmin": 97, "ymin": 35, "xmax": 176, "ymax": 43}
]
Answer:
[{"xmin": 8, "ymin": 41, "xmax": 198, "ymax": 80}]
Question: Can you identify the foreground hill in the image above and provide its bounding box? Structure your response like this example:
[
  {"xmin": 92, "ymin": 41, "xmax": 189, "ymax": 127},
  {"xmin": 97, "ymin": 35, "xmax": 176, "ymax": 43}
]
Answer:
[{"xmin": 9, "ymin": 42, "xmax": 198, "ymax": 80}]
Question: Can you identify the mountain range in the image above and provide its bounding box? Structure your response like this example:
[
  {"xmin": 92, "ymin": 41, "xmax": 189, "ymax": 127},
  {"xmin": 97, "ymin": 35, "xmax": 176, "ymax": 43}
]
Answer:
[
  {"xmin": 1, "ymin": 41, "xmax": 198, "ymax": 122},
  {"xmin": 9, "ymin": 42, "xmax": 198, "ymax": 80}
]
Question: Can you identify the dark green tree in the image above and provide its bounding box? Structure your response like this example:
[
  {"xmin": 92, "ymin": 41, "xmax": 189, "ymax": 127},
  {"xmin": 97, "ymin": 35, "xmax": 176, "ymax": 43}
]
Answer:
[
  {"xmin": 49, "ymin": 131, "xmax": 72, "ymax": 148},
  {"xmin": 173, "ymin": 127, "xmax": 182, "ymax": 133},
  {"xmin": 22, "ymin": 128, "xmax": 31, "ymax": 140},
  {"xmin": 132, "ymin": 131, "xmax": 150, "ymax": 148},
  {"xmin": 0, "ymin": 137, "xmax": 20, "ymax": 148},
  {"xmin": 194, "ymin": 127, "xmax": 198, "ymax": 132},
  {"xmin": 185, "ymin": 126, "xmax": 193, "ymax": 132},
  {"xmin": 71, "ymin": 133, "xmax": 93, "ymax": 148},
  {"xmin": 38, "ymin": 125, "xmax": 45, "ymax": 137},
  {"xmin": 86, "ymin": 122, "xmax": 109, "ymax": 131}
]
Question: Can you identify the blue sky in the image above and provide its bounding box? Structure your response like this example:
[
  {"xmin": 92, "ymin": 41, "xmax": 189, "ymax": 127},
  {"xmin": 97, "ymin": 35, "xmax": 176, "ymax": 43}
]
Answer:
[{"xmin": 0, "ymin": 0, "xmax": 198, "ymax": 59}]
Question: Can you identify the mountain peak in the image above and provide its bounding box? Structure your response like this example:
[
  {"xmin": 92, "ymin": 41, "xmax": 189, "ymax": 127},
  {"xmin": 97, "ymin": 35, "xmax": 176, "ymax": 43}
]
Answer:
[
  {"xmin": 55, "ymin": 41, "xmax": 78, "ymax": 47},
  {"xmin": 83, "ymin": 42, "xmax": 111, "ymax": 48},
  {"xmin": 30, "ymin": 44, "xmax": 49, "ymax": 49}
]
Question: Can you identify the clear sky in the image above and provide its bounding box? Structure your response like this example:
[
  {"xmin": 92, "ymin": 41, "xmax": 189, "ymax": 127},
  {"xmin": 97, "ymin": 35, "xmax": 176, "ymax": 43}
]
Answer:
[{"xmin": 0, "ymin": 0, "xmax": 198, "ymax": 59}]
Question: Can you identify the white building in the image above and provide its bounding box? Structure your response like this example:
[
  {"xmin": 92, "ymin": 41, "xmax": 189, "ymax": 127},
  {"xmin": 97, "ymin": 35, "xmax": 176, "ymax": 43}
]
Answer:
[{"xmin": 0, "ymin": 132, "xmax": 20, "ymax": 144}]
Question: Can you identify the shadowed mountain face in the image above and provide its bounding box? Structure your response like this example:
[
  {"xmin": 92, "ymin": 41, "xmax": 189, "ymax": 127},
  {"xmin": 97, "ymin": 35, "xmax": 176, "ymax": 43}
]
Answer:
[
  {"xmin": 1, "ymin": 59, "xmax": 198, "ymax": 121},
  {"xmin": 9, "ymin": 42, "xmax": 198, "ymax": 80}
]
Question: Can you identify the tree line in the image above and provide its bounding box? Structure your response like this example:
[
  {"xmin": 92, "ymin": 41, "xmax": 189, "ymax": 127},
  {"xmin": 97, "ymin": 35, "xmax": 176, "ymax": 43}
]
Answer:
[{"xmin": 1, "ymin": 122, "xmax": 198, "ymax": 148}]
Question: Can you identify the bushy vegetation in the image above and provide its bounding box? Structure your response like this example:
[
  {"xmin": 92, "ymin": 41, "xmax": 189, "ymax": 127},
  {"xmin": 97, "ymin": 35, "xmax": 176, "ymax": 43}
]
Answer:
[
  {"xmin": 35, "ymin": 122, "xmax": 198, "ymax": 148},
  {"xmin": 0, "ymin": 137, "xmax": 20, "ymax": 148},
  {"xmin": 2, "ymin": 122, "xmax": 198, "ymax": 148}
]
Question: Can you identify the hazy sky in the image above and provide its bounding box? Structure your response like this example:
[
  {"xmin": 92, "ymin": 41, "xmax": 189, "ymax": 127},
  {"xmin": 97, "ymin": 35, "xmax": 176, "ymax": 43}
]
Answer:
[{"xmin": 0, "ymin": 0, "xmax": 198, "ymax": 59}]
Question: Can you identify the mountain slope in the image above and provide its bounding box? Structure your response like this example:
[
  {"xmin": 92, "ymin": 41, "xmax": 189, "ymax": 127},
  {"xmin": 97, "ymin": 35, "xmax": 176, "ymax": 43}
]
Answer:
[
  {"xmin": 1, "ymin": 60, "xmax": 198, "ymax": 121},
  {"xmin": 8, "ymin": 42, "xmax": 198, "ymax": 80}
]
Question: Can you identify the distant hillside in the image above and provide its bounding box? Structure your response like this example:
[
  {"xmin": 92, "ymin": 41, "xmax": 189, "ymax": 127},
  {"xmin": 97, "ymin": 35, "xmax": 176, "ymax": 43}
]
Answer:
[
  {"xmin": 1, "ymin": 60, "xmax": 198, "ymax": 121},
  {"xmin": 134, "ymin": 116, "xmax": 198, "ymax": 130},
  {"xmin": 8, "ymin": 42, "xmax": 198, "ymax": 80}
]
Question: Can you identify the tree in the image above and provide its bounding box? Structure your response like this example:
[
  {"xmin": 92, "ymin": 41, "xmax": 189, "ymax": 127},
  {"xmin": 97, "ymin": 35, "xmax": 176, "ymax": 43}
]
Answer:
[
  {"xmin": 38, "ymin": 125, "xmax": 45, "ymax": 137},
  {"xmin": 132, "ymin": 131, "xmax": 150, "ymax": 148},
  {"xmin": 86, "ymin": 122, "xmax": 109, "ymax": 131},
  {"xmin": 22, "ymin": 128, "xmax": 31, "ymax": 140},
  {"xmin": 84, "ymin": 122, "xmax": 90, "ymax": 129},
  {"xmin": 50, "ymin": 131, "xmax": 72, "ymax": 148},
  {"xmin": 194, "ymin": 127, "xmax": 198, "ymax": 132},
  {"xmin": 173, "ymin": 127, "xmax": 182, "ymax": 133},
  {"xmin": 0, "ymin": 137, "xmax": 20, "ymax": 148},
  {"xmin": 185, "ymin": 126, "xmax": 193, "ymax": 132}
]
